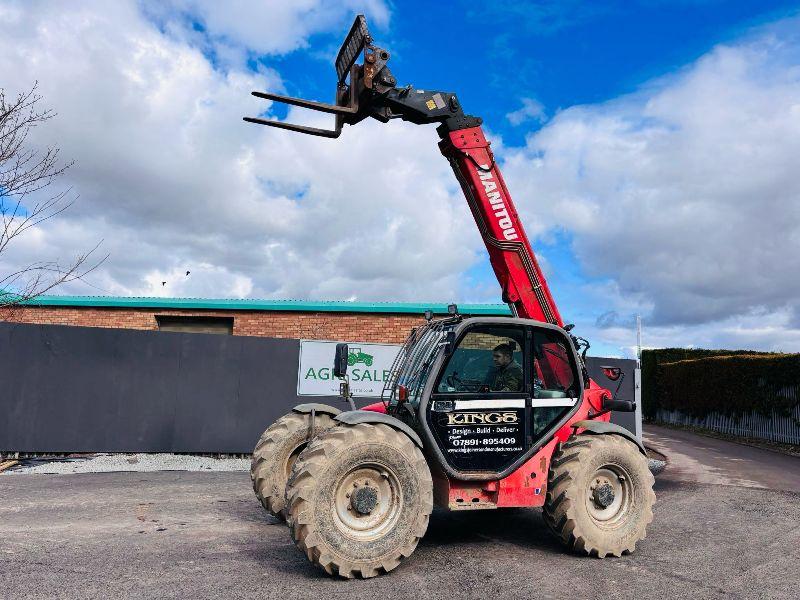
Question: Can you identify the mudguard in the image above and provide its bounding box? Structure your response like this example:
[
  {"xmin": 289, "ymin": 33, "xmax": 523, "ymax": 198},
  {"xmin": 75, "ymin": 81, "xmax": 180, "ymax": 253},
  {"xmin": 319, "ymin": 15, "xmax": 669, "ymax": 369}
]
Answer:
[
  {"xmin": 334, "ymin": 410, "xmax": 424, "ymax": 449},
  {"xmin": 572, "ymin": 419, "xmax": 647, "ymax": 456},
  {"xmin": 292, "ymin": 403, "xmax": 342, "ymax": 417}
]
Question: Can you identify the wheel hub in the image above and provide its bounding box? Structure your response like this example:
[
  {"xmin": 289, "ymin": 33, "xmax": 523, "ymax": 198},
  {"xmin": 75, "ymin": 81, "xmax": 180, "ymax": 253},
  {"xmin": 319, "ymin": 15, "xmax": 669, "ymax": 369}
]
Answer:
[
  {"xmin": 593, "ymin": 483, "xmax": 615, "ymax": 509},
  {"xmin": 333, "ymin": 464, "xmax": 402, "ymax": 541},
  {"xmin": 586, "ymin": 465, "xmax": 631, "ymax": 526},
  {"xmin": 351, "ymin": 485, "xmax": 379, "ymax": 515}
]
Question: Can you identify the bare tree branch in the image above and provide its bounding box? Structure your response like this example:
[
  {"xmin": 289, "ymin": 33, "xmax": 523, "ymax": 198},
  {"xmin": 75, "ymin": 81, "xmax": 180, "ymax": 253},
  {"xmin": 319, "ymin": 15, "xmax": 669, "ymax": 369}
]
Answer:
[{"xmin": 1, "ymin": 82, "xmax": 104, "ymax": 318}]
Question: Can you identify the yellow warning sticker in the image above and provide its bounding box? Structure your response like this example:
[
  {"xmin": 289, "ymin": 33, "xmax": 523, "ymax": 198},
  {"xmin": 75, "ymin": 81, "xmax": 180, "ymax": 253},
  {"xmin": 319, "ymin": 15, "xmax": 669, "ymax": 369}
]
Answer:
[{"xmin": 426, "ymin": 99, "xmax": 436, "ymax": 110}]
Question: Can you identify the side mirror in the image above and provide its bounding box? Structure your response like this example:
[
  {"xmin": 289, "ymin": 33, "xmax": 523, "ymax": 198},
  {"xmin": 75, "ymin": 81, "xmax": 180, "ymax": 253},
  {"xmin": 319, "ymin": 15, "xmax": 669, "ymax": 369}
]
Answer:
[
  {"xmin": 599, "ymin": 366, "xmax": 628, "ymax": 411},
  {"xmin": 333, "ymin": 343, "xmax": 349, "ymax": 378},
  {"xmin": 444, "ymin": 330, "xmax": 456, "ymax": 355}
]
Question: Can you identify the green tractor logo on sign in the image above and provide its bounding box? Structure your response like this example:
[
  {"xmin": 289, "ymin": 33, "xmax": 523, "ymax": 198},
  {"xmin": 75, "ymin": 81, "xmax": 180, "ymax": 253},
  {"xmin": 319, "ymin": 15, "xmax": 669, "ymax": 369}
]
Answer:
[{"xmin": 347, "ymin": 347, "xmax": 374, "ymax": 367}]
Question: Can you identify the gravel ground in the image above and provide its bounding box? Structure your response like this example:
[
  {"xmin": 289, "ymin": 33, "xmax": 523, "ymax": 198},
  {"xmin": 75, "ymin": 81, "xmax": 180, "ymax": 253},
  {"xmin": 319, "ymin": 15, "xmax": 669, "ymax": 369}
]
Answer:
[
  {"xmin": 6, "ymin": 453, "xmax": 249, "ymax": 474},
  {"xmin": 8, "ymin": 455, "xmax": 669, "ymax": 477},
  {"xmin": 8, "ymin": 452, "xmax": 668, "ymax": 476}
]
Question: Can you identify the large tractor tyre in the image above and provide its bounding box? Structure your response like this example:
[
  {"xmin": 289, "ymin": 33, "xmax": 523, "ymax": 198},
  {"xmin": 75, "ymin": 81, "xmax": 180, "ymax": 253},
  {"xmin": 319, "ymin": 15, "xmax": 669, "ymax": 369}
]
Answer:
[
  {"xmin": 543, "ymin": 434, "xmax": 656, "ymax": 558},
  {"xmin": 250, "ymin": 411, "xmax": 337, "ymax": 521},
  {"xmin": 285, "ymin": 423, "xmax": 433, "ymax": 579}
]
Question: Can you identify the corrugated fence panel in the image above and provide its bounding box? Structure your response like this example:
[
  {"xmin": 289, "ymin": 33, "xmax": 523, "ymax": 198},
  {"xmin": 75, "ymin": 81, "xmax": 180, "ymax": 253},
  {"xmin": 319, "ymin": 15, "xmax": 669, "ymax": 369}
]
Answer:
[
  {"xmin": 0, "ymin": 322, "xmax": 640, "ymax": 453},
  {"xmin": 0, "ymin": 322, "xmax": 342, "ymax": 453}
]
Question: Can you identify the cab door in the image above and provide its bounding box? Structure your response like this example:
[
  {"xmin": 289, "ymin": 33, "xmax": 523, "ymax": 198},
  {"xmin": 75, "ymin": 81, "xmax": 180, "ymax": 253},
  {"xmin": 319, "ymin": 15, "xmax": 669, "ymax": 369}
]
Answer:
[
  {"xmin": 530, "ymin": 326, "xmax": 583, "ymax": 440},
  {"xmin": 426, "ymin": 323, "xmax": 529, "ymax": 473}
]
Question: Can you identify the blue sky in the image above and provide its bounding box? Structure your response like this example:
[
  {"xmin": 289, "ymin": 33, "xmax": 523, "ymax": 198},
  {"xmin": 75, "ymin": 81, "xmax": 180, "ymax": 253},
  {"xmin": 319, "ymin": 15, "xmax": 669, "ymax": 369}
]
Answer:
[
  {"xmin": 2, "ymin": 0, "xmax": 800, "ymax": 357},
  {"xmin": 269, "ymin": 1, "xmax": 799, "ymax": 137},
  {"xmin": 251, "ymin": 0, "xmax": 799, "ymax": 355}
]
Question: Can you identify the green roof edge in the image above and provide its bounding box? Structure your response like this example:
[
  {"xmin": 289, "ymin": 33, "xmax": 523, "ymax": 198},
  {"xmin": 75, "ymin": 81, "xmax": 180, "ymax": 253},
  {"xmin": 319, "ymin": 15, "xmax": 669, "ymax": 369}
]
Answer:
[{"xmin": 23, "ymin": 295, "xmax": 512, "ymax": 316}]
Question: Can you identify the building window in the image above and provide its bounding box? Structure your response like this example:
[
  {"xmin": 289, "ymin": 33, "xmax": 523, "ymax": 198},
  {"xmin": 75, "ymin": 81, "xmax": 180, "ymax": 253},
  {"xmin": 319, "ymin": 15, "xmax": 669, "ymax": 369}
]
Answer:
[{"xmin": 156, "ymin": 316, "xmax": 233, "ymax": 335}]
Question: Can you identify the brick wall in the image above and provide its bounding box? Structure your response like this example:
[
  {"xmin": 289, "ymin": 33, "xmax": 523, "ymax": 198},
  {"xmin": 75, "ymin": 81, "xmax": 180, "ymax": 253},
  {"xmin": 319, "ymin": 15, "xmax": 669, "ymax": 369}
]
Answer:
[
  {"xmin": 460, "ymin": 331, "xmax": 521, "ymax": 350},
  {"xmin": 4, "ymin": 306, "xmax": 427, "ymax": 344}
]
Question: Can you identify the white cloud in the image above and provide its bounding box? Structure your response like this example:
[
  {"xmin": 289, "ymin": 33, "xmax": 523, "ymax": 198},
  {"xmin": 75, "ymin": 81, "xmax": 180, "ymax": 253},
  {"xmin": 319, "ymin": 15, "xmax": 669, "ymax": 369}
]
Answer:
[
  {"xmin": 0, "ymin": 0, "xmax": 483, "ymax": 306},
  {"xmin": 2, "ymin": 2, "xmax": 800, "ymax": 354},
  {"xmin": 501, "ymin": 19, "xmax": 800, "ymax": 351},
  {"xmin": 506, "ymin": 97, "xmax": 546, "ymax": 126},
  {"xmin": 590, "ymin": 307, "xmax": 800, "ymax": 358},
  {"xmin": 145, "ymin": 0, "xmax": 390, "ymax": 66},
  {"xmin": 143, "ymin": 264, "xmax": 253, "ymax": 298}
]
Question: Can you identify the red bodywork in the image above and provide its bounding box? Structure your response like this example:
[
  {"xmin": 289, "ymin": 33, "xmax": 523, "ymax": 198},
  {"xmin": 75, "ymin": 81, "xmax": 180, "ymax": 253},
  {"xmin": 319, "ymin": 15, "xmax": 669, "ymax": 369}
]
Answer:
[
  {"xmin": 366, "ymin": 125, "xmax": 611, "ymax": 509},
  {"xmin": 243, "ymin": 19, "xmax": 615, "ymax": 512},
  {"xmin": 364, "ymin": 382, "xmax": 607, "ymax": 509},
  {"xmin": 440, "ymin": 127, "xmax": 563, "ymax": 327}
]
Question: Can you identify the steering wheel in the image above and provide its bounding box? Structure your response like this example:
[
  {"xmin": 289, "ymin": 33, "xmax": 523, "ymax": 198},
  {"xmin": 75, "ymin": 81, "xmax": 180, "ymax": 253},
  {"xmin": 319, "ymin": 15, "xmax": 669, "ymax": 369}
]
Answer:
[{"xmin": 446, "ymin": 371, "xmax": 485, "ymax": 392}]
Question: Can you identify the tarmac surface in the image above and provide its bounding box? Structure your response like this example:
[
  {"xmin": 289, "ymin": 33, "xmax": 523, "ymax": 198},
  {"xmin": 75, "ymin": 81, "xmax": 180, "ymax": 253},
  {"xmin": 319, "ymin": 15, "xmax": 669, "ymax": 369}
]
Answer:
[
  {"xmin": 2, "ymin": 425, "xmax": 799, "ymax": 599},
  {"xmin": 643, "ymin": 425, "xmax": 800, "ymax": 493}
]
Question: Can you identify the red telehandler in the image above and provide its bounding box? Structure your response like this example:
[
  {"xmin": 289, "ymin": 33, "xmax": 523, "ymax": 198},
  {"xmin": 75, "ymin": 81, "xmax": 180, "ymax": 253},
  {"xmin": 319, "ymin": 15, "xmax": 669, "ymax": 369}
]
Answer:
[{"xmin": 245, "ymin": 16, "xmax": 655, "ymax": 579}]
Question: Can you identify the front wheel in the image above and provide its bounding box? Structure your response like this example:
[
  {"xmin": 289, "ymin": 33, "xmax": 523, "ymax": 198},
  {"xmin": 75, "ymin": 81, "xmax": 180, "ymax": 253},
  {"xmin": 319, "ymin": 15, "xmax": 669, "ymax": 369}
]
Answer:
[
  {"xmin": 543, "ymin": 434, "xmax": 656, "ymax": 557},
  {"xmin": 285, "ymin": 423, "xmax": 433, "ymax": 578},
  {"xmin": 250, "ymin": 411, "xmax": 337, "ymax": 521}
]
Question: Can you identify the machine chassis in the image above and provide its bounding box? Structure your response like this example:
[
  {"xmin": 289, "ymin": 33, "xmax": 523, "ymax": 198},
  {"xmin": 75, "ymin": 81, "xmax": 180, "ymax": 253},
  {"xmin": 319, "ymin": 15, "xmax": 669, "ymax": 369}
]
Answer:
[{"xmin": 384, "ymin": 316, "xmax": 587, "ymax": 484}]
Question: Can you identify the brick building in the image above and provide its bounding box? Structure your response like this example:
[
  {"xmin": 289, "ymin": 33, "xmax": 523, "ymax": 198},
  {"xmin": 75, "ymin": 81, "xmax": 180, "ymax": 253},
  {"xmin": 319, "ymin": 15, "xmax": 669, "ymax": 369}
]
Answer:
[{"xmin": 6, "ymin": 296, "xmax": 511, "ymax": 344}]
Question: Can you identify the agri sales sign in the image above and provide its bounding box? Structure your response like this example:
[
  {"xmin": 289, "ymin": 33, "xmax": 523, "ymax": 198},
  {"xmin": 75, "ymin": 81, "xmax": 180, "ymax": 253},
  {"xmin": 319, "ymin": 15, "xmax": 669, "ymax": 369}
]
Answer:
[{"xmin": 297, "ymin": 340, "xmax": 401, "ymax": 397}]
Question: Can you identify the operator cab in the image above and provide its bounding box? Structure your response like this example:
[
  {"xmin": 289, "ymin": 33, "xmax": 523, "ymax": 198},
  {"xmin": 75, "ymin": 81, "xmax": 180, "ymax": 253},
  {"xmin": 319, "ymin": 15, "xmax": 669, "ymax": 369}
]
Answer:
[{"xmin": 385, "ymin": 316, "xmax": 584, "ymax": 478}]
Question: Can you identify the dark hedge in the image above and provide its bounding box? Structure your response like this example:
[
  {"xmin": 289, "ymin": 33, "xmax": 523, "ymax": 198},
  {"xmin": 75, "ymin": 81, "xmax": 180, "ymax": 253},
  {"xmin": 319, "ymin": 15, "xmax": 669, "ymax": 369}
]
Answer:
[
  {"xmin": 640, "ymin": 348, "xmax": 775, "ymax": 418},
  {"xmin": 657, "ymin": 354, "xmax": 800, "ymax": 419}
]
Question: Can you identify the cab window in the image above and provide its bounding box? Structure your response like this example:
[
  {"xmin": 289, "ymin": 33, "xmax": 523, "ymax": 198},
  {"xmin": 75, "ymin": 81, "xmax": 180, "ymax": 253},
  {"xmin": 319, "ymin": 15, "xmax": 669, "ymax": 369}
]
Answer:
[
  {"xmin": 436, "ymin": 326, "xmax": 525, "ymax": 394},
  {"xmin": 530, "ymin": 329, "xmax": 580, "ymax": 437},
  {"xmin": 532, "ymin": 330, "xmax": 578, "ymax": 398}
]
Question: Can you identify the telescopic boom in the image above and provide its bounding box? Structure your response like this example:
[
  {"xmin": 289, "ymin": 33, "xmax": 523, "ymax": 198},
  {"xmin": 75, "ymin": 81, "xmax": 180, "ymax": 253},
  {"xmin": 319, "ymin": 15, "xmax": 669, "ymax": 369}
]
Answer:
[{"xmin": 244, "ymin": 15, "xmax": 563, "ymax": 326}]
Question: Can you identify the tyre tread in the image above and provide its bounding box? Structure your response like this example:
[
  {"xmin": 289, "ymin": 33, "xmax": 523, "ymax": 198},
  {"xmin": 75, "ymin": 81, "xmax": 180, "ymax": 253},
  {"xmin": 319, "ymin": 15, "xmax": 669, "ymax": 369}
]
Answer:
[
  {"xmin": 543, "ymin": 433, "xmax": 656, "ymax": 558},
  {"xmin": 285, "ymin": 423, "xmax": 432, "ymax": 579},
  {"xmin": 250, "ymin": 411, "xmax": 336, "ymax": 520}
]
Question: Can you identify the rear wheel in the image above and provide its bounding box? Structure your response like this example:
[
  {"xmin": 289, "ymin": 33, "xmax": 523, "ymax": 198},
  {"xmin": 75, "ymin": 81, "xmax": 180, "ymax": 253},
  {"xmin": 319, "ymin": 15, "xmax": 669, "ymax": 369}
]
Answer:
[
  {"xmin": 543, "ymin": 434, "xmax": 655, "ymax": 557},
  {"xmin": 250, "ymin": 411, "xmax": 337, "ymax": 521},
  {"xmin": 285, "ymin": 423, "xmax": 432, "ymax": 578}
]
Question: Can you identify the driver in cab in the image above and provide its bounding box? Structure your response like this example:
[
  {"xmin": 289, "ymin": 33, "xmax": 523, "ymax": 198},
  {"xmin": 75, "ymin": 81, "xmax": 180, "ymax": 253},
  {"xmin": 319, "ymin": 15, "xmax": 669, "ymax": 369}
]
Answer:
[{"xmin": 489, "ymin": 343, "xmax": 523, "ymax": 392}]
